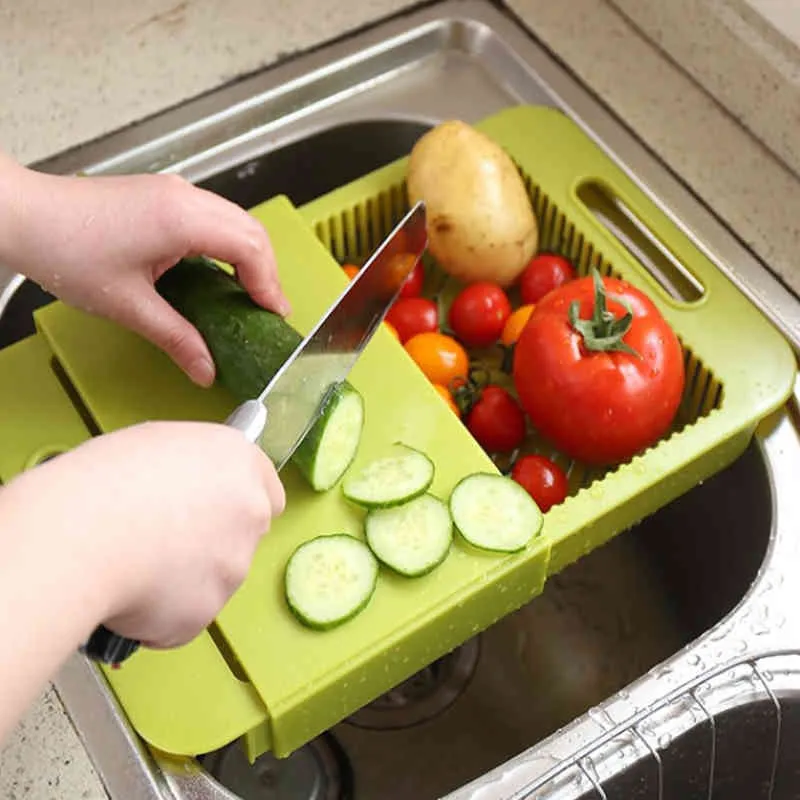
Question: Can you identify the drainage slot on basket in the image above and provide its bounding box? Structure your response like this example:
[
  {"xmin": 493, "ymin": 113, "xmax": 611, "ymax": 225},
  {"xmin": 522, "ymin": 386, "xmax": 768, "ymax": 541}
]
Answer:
[{"xmin": 576, "ymin": 181, "xmax": 706, "ymax": 304}]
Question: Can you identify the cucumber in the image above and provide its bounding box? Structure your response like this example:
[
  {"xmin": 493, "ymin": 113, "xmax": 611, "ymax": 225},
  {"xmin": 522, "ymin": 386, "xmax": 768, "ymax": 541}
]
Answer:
[
  {"xmin": 365, "ymin": 494, "xmax": 452, "ymax": 577},
  {"xmin": 285, "ymin": 534, "xmax": 378, "ymax": 629},
  {"xmin": 342, "ymin": 443, "xmax": 435, "ymax": 509},
  {"xmin": 157, "ymin": 257, "xmax": 364, "ymax": 491},
  {"xmin": 449, "ymin": 473, "xmax": 543, "ymax": 553}
]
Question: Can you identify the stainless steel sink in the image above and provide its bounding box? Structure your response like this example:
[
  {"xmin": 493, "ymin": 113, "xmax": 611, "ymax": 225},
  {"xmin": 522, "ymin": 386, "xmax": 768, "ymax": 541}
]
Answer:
[{"xmin": 3, "ymin": 1, "xmax": 800, "ymax": 798}]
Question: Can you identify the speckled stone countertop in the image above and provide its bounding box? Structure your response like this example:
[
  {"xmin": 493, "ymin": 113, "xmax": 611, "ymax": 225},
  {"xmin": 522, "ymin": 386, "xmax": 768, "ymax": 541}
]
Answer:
[
  {"xmin": 609, "ymin": 0, "xmax": 800, "ymax": 178},
  {"xmin": 1, "ymin": 0, "xmax": 799, "ymax": 797}
]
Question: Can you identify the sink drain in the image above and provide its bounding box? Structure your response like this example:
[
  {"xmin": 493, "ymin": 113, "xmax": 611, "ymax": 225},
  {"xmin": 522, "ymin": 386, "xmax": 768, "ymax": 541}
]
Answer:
[
  {"xmin": 199, "ymin": 734, "xmax": 352, "ymax": 800},
  {"xmin": 345, "ymin": 638, "xmax": 481, "ymax": 730}
]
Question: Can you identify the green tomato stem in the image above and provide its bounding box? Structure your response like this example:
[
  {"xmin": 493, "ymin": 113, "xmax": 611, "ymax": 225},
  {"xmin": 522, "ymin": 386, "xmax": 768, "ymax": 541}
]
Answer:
[{"xmin": 568, "ymin": 268, "xmax": 641, "ymax": 358}]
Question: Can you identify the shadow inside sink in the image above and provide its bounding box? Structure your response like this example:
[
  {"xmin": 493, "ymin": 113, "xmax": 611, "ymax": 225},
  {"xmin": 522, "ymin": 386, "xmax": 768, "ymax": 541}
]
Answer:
[
  {"xmin": 0, "ymin": 119, "xmax": 773, "ymax": 800},
  {"xmin": 196, "ymin": 120, "xmax": 430, "ymax": 208}
]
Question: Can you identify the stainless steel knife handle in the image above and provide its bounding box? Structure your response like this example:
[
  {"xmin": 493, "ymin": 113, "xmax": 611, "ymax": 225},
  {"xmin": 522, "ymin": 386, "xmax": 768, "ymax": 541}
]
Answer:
[
  {"xmin": 82, "ymin": 401, "xmax": 270, "ymax": 666},
  {"xmin": 224, "ymin": 399, "xmax": 268, "ymax": 444}
]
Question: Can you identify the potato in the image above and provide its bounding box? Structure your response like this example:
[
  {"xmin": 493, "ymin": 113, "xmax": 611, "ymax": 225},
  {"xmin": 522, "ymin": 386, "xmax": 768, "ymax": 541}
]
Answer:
[{"xmin": 407, "ymin": 120, "xmax": 538, "ymax": 287}]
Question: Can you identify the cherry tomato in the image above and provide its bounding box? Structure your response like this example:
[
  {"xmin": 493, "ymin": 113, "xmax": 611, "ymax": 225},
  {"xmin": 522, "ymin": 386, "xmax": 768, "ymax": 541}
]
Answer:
[
  {"xmin": 448, "ymin": 281, "xmax": 512, "ymax": 348},
  {"xmin": 433, "ymin": 383, "xmax": 461, "ymax": 417},
  {"xmin": 381, "ymin": 252, "xmax": 424, "ymax": 297},
  {"xmin": 397, "ymin": 256, "xmax": 425, "ymax": 298},
  {"xmin": 383, "ymin": 321, "xmax": 401, "ymax": 341},
  {"xmin": 513, "ymin": 269, "xmax": 685, "ymax": 465},
  {"xmin": 511, "ymin": 455, "xmax": 569, "ymax": 512},
  {"xmin": 405, "ymin": 332, "xmax": 469, "ymax": 387},
  {"xmin": 501, "ymin": 304, "xmax": 536, "ymax": 346},
  {"xmin": 342, "ymin": 264, "xmax": 360, "ymax": 280},
  {"xmin": 519, "ymin": 254, "xmax": 576, "ymax": 304},
  {"xmin": 465, "ymin": 385, "xmax": 526, "ymax": 454},
  {"xmin": 386, "ymin": 297, "xmax": 439, "ymax": 343}
]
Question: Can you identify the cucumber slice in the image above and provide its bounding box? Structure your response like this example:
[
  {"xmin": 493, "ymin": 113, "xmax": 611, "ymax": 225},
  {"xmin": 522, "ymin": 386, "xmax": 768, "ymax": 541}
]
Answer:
[
  {"xmin": 365, "ymin": 494, "xmax": 453, "ymax": 577},
  {"xmin": 449, "ymin": 473, "xmax": 543, "ymax": 553},
  {"xmin": 285, "ymin": 534, "xmax": 378, "ymax": 630},
  {"xmin": 292, "ymin": 384, "xmax": 365, "ymax": 492},
  {"xmin": 342, "ymin": 443, "xmax": 435, "ymax": 509}
]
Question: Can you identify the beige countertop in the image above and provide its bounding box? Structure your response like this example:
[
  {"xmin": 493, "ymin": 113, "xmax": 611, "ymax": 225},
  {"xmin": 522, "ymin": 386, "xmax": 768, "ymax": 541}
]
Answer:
[
  {"xmin": 1, "ymin": 0, "xmax": 799, "ymax": 797},
  {"xmin": 609, "ymin": 0, "xmax": 800, "ymax": 177}
]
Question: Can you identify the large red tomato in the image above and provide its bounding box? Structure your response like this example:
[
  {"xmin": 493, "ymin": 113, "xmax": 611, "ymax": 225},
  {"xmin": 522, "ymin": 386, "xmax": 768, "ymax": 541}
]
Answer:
[{"xmin": 512, "ymin": 270, "xmax": 685, "ymax": 465}]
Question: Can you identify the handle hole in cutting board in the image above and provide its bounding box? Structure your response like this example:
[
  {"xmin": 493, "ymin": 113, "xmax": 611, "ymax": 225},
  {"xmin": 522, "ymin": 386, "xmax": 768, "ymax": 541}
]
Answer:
[{"xmin": 576, "ymin": 180, "xmax": 706, "ymax": 305}]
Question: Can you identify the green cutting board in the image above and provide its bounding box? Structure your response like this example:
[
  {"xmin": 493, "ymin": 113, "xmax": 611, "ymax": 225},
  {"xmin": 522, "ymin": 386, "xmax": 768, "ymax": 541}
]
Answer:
[{"xmin": 32, "ymin": 195, "xmax": 551, "ymax": 758}]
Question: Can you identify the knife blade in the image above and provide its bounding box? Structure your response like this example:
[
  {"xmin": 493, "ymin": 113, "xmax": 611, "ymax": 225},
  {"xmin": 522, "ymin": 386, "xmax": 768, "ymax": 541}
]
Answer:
[{"xmin": 225, "ymin": 200, "xmax": 428, "ymax": 467}]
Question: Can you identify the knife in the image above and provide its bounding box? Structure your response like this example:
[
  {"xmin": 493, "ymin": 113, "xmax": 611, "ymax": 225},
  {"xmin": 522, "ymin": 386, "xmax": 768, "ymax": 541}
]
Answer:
[{"xmin": 83, "ymin": 200, "xmax": 428, "ymax": 666}]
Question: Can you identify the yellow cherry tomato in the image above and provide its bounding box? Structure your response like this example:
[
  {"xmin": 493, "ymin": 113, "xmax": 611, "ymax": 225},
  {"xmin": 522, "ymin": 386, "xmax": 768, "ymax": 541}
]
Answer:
[
  {"xmin": 404, "ymin": 332, "xmax": 469, "ymax": 387},
  {"xmin": 342, "ymin": 264, "xmax": 360, "ymax": 280},
  {"xmin": 501, "ymin": 304, "xmax": 535, "ymax": 346}
]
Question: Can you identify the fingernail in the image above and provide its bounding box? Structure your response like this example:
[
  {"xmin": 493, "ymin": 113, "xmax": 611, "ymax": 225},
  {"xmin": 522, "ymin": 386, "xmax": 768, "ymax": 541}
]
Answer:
[
  {"xmin": 188, "ymin": 356, "xmax": 215, "ymax": 387},
  {"xmin": 278, "ymin": 296, "xmax": 292, "ymax": 316}
]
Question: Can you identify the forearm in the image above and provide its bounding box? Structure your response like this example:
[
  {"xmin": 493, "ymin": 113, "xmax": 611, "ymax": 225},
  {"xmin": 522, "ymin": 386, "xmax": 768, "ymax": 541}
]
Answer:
[
  {"xmin": 0, "ymin": 152, "xmax": 34, "ymax": 270},
  {"xmin": 0, "ymin": 475, "xmax": 109, "ymax": 743}
]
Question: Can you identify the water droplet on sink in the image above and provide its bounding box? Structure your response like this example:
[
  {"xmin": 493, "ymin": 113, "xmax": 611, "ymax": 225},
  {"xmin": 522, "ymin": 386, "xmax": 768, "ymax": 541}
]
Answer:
[
  {"xmin": 688, "ymin": 654, "xmax": 701, "ymax": 666},
  {"xmin": 658, "ymin": 733, "xmax": 671, "ymax": 749},
  {"xmin": 653, "ymin": 664, "xmax": 673, "ymax": 680},
  {"xmin": 734, "ymin": 639, "xmax": 748, "ymax": 653},
  {"xmin": 762, "ymin": 670, "xmax": 774, "ymax": 682},
  {"xmin": 588, "ymin": 707, "xmax": 614, "ymax": 730}
]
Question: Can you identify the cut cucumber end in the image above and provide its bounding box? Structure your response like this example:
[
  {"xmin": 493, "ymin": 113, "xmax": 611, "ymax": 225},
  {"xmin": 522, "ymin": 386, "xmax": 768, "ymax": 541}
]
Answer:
[
  {"xmin": 296, "ymin": 385, "xmax": 365, "ymax": 492},
  {"xmin": 449, "ymin": 473, "xmax": 543, "ymax": 553},
  {"xmin": 366, "ymin": 494, "xmax": 453, "ymax": 577},
  {"xmin": 342, "ymin": 443, "xmax": 435, "ymax": 509},
  {"xmin": 285, "ymin": 534, "xmax": 378, "ymax": 630}
]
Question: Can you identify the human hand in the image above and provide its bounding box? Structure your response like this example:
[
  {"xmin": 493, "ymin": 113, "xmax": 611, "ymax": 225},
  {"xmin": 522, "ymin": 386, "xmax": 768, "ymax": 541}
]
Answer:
[
  {"xmin": 0, "ymin": 156, "xmax": 289, "ymax": 387},
  {"xmin": 9, "ymin": 421, "xmax": 285, "ymax": 648}
]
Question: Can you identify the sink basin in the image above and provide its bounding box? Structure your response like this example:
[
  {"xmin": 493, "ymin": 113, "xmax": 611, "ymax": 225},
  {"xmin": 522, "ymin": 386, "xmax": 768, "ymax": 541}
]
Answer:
[
  {"xmin": 4, "ymin": 1, "xmax": 800, "ymax": 798},
  {"xmin": 197, "ymin": 120, "xmax": 430, "ymax": 208}
]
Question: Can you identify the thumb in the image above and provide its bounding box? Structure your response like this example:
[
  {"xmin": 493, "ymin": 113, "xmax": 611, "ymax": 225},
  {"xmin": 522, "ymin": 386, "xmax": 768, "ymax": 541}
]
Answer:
[{"xmin": 117, "ymin": 282, "xmax": 216, "ymax": 387}]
